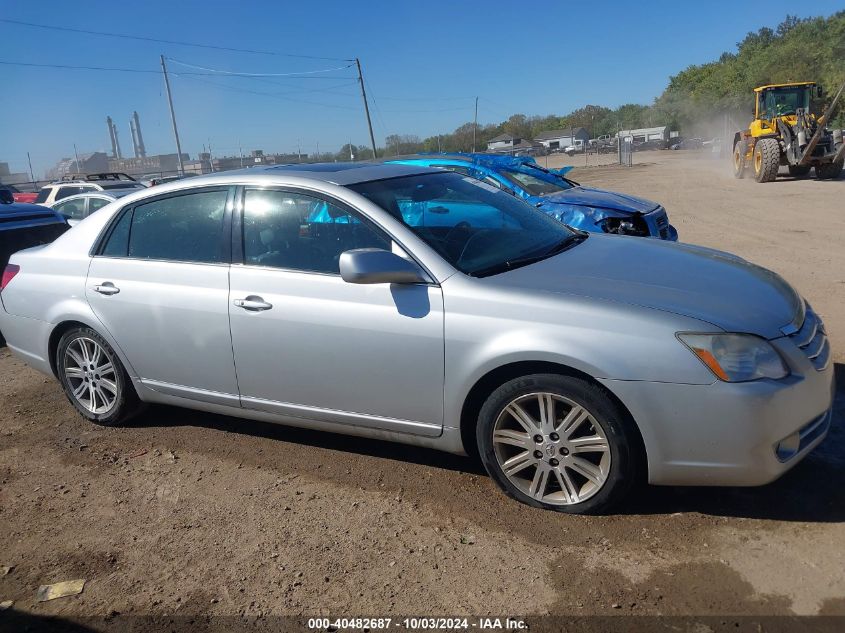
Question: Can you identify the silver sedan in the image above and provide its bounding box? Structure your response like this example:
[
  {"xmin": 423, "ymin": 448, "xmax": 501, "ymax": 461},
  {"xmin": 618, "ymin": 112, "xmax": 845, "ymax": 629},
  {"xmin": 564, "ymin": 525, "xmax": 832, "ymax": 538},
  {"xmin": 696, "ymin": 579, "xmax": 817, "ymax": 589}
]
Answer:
[{"xmin": 0, "ymin": 164, "xmax": 833, "ymax": 514}]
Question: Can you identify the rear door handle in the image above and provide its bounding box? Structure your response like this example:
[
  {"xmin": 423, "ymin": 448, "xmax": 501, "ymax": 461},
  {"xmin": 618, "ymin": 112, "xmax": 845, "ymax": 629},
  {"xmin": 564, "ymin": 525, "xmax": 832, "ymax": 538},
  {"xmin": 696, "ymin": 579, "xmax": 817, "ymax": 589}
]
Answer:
[
  {"xmin": 233, "ymin": 296, "xmax": 273, "ymax": 311},
  {"xmin": 93, "ymin": 282, "xmax": 120, "ymax": 296}
]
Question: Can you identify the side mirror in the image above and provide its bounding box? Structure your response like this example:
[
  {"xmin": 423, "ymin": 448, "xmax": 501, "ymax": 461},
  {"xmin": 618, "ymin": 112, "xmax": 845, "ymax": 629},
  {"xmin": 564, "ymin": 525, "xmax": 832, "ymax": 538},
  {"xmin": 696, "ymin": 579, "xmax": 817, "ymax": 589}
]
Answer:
[
  {"xmin": 816, "ymin": 85, "xmax": 824, "ymax": 99},
  {"xmin": 0, "ymin": 189, "xmax": 14, "ymax": 204},
  {"xmin": 339, "ymin": 248, "xmax": 429, "ymax": 285}
]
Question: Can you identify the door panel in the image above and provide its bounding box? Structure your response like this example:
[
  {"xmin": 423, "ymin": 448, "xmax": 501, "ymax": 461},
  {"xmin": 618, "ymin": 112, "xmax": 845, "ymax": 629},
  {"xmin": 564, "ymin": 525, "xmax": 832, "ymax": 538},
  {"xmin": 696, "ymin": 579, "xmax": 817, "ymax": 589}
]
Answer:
[
  {"xmin": 87, "ymin": 258, "xmax": 238, "ymax": 397},
  {"xmin": 229, "ymin": 267, "xmax": 445, "ymax": 431}
]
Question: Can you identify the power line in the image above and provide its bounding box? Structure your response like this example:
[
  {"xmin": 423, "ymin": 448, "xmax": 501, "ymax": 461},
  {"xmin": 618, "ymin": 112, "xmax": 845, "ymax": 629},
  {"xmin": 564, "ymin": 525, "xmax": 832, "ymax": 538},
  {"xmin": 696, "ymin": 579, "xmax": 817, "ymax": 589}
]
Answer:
[
  {"xmin": 0, "ymin": 59, "xmax": 357, "ymax": 78},
  {"xmin": 166, "ymin": 57, "xmax": 355, "ymax": 77},
  {"xmin": 173, "ymin": 73, "xmax": 360, "ymax": 110},
  {"xmin": 0, "ymin": 18, "xmax": 353, "ymax": 62}
]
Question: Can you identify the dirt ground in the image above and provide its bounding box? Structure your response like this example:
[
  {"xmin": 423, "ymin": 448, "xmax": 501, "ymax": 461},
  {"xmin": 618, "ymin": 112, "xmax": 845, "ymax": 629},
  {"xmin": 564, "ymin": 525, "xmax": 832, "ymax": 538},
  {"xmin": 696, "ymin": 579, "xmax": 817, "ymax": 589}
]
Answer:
[{"xmin": 1, "ymin": 151, "xmax": 843, "ymax": 627}]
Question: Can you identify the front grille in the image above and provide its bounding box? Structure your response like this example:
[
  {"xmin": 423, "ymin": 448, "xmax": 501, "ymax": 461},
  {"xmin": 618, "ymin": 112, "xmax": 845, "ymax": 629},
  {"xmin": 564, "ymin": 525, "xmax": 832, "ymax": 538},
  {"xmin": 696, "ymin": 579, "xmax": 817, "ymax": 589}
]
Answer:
[{"xmin": 789, "ymin": 309, "xmax": 830, "ymax": 371}]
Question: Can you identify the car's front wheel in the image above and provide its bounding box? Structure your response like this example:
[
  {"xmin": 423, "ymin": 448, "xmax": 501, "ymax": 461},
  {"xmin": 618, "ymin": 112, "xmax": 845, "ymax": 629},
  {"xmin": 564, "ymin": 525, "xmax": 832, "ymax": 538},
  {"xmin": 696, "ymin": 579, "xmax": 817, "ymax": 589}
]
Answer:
[
  {"xmin": 477, "ymin": 374, "xmax": 639, "ymax": 514},
  {"xmin": 56, "ymin": 326, "xmax": 140, "ymax": 426}
]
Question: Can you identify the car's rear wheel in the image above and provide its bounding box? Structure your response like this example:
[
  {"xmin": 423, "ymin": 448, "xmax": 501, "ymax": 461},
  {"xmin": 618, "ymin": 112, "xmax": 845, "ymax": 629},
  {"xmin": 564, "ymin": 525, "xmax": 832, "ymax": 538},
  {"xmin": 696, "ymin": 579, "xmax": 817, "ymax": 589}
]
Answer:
[
  {"xmin": 476, "ymin": 374, "xmax": 638, "ymax": 514},
  {"xmin": 56, "ymin": 326, "xmax": 139, "ymax": 426}
]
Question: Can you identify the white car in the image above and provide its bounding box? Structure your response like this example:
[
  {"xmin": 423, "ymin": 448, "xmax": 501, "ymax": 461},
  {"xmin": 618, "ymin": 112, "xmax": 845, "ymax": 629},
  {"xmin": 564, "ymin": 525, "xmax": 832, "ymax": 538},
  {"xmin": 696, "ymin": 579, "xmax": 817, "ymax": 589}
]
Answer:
[
  {"xmin": 49, "ymin": 190, "xmax": 137, "ymax": 226},
  {"xmin": 34, "ymin": 173, "xmax": 145, "ymax": 207}
]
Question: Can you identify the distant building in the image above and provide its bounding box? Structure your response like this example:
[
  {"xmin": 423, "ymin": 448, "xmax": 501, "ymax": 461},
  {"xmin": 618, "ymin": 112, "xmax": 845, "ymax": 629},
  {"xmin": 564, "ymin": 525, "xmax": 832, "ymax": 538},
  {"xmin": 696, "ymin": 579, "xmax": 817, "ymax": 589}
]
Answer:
[
  {"xmin": 486, "ymin": 134, "xmax": 543, "ymax": 154},
  {"xmin": 0, "ymin": 162, "xmax": 30, "ymax": 185},
  {"xmin": 487, "ymin": 133, "xmax": 520, "ymax": 151},
  {"xmin": 46, "ymin": 152, "xmax": 110, "ymax": 181},
  {"xmin": 534, "ymin": 128, "xmax": 590, "ymax": 150},
  {"xmin": 616, "ymin": 126, "xmax": 670, "ymax": 143},
  {"xmin": 107, "ymin": 153, "xmax": 190, "ymax": 177}
]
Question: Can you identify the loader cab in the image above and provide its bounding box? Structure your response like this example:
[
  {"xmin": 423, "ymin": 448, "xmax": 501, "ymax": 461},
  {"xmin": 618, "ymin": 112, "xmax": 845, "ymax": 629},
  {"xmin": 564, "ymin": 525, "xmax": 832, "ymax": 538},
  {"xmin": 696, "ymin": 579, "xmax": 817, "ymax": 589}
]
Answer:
[{"xmin": 754, "ymin": 83, "xmax": 815, "ymax": 121}]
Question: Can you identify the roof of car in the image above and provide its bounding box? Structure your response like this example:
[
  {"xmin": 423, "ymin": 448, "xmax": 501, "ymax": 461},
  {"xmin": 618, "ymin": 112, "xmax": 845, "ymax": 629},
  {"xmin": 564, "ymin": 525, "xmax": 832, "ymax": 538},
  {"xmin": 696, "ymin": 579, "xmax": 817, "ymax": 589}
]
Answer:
[
  {"xmin": 52, "ymin": 190, "xmax": 136, "ymax": 203},
  {"xmin": 188, "ymin": 162, "xmax": 440, "ymax": 186},
  {"xmin": 0, "ymin": 202, "xmax": 64, "ymax": 221}
]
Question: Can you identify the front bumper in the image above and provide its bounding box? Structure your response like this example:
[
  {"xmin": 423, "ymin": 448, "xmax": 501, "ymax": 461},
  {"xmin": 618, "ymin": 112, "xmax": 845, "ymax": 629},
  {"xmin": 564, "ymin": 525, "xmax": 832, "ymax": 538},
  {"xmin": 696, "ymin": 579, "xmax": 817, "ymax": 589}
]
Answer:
[{"xmin": 599, "ymin": 336, "xmax": 835, "ymax": 486}]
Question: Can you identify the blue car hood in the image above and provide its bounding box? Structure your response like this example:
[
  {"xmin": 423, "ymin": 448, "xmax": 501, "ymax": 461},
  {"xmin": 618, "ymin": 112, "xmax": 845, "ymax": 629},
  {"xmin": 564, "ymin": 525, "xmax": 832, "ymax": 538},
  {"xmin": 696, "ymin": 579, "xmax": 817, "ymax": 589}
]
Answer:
[
  {"xmin": 482, "ymin": 234, "xmax": 800, "ymax": 339},
  {"xmin": 541, "ymin": 186, "xmax": 659, "ymax": 214}
]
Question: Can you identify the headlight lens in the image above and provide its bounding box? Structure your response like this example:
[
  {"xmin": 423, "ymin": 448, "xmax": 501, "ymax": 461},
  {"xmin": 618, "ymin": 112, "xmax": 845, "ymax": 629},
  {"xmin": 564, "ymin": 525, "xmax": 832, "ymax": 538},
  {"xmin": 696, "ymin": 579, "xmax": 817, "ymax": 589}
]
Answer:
[{"xmin": 677, "ymin": 333, "xmax": 788, "ymax": 382}]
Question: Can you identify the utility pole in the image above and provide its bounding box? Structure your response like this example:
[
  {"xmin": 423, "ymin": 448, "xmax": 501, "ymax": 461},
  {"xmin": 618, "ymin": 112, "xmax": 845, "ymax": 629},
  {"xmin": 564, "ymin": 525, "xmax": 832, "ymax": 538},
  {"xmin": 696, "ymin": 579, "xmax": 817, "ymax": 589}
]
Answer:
[
  {"xmin": 316, "ymin": 141, "xmax": 320, "ymax": 162},
  {"xmin": 73, "ymin": 144, "xmax": 81, "ymax": 173},
  {"xmin": 160, "ymin": 55, "xmax": 185, "ymax": 176},
  {"xmin": 26, "ymin": 152, "xmax": 35, "ymax": 183},
  {"xmin": 355, "ymin": 58, "xmax": 378, "ymax": 160},
  {"xmin": 473, "ymin": 97, "xmax": 478, "ymax": 152},
  {"xmin": 239, "ymin": 143, "xmax": 244, "ymax": 168}
]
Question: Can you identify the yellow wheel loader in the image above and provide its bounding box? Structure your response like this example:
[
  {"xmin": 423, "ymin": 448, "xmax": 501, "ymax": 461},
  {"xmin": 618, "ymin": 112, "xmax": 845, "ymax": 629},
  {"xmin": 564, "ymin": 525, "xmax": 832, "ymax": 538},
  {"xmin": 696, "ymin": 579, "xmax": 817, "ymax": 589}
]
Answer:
[{"xmin": 733, "ymin": 80, "xmax": 845, "ymax": 182}]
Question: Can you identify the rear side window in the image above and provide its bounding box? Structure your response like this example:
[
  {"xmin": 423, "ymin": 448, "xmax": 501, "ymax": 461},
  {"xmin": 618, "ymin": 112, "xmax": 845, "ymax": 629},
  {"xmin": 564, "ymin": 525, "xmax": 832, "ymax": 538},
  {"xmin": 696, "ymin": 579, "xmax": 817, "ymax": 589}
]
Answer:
[
  {"xmin": 54, "ymin": 199, "xmax": 87, "ymax": 220},
  {"xmin": 34, "ymin": 187, "xmax": 52, "ymax": 203},
  {"xmin": 122, "ymin": 189, "xmax": 228, "ymax": 263},
  {"xmin": 55, "ymin": 186, "xmax": 95, "ymax": 201},
  {"xmin": 88, "ymin": 198, "xmax": 111, "ymax": 213}
]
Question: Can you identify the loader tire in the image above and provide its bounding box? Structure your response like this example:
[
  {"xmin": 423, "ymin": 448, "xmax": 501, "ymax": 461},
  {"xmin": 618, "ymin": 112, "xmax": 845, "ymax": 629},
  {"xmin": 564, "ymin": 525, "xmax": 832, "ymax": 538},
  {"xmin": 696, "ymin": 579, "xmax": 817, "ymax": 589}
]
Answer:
[
  {"xmin": 732, "ymin": 141, "xmax": 748, "ymax": 179},
  {"xmin": 788, "ymin": 165, "xmax": 811, "ymax": 178},
  {"xmin": 753, "ymin": 138, "xmax": 780, "ymax": 183},
  {"xmin": 815, "ymin": 151, "xmax": 843, "ymax": 180}
]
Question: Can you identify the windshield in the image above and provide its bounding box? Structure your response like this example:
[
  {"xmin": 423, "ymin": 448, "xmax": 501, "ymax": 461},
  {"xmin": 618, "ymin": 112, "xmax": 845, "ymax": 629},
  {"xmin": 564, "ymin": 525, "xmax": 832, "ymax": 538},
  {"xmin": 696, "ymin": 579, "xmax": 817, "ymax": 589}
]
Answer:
[
  {"xmin": 762, "ymin": 86, "xmax": 810, "ymax": 117},
  {"xmin": 499, "ymin": 168, "xmax": 572, "ymax": 196},
  {"xmin": 348, "ymin": 172, "xmax": 579, "ymax": 276}
]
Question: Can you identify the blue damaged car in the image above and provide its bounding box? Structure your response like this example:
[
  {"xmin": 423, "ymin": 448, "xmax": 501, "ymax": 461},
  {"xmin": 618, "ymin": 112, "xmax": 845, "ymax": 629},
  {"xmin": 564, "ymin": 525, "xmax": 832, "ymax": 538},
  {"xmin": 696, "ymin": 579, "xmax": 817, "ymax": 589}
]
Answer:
[{"xmin": 388, "ymin": 153, "xmax": 678, "ymax": 241}]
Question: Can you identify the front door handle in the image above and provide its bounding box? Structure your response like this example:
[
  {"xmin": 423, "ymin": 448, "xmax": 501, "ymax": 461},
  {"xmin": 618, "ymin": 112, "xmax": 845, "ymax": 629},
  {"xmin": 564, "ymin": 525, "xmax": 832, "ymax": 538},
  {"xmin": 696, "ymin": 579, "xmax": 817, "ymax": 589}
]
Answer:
[
  {"xmin": 93, "ymin": 282, "xmax": 120, "ymax": 296},
  {"xmin": 233, "ymin": 295, "xmax": 273, "ymax": 311}
]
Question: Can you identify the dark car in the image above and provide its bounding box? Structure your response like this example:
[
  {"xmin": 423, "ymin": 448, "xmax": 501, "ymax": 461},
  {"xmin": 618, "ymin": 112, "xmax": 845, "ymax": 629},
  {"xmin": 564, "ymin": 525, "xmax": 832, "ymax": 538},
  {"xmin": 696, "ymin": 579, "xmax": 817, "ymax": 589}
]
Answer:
[{"xmin": 0, "ymin": 189, "xmax": 69, "ymax": 344}]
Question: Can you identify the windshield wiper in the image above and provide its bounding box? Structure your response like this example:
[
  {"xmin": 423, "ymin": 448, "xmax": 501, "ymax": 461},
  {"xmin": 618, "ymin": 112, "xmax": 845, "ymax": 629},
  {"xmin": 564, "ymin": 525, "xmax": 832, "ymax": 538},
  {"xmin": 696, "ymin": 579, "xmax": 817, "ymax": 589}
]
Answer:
[{"xmin": 469, "ymin": 233, "xmax": 587, "ymax": 277}]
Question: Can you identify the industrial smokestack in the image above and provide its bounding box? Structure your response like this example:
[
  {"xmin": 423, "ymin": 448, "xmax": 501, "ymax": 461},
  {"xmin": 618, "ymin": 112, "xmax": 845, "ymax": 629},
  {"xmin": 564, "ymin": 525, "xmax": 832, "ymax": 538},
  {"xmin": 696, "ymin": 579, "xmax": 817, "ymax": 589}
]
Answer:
[
  {"xmin": 132, "ymin": 111, "xmax": 147, "ymax": 158},
  {"xmin": 112, "ymin": 121, "xmax": 123, "ymax": 159},
  {"xmin": 107, "ymin": 116, "xmax": 118, "ymax": 158},
  {"xmin": 129, "ymin": 118, "xmax": 139, "ymax": 158}
]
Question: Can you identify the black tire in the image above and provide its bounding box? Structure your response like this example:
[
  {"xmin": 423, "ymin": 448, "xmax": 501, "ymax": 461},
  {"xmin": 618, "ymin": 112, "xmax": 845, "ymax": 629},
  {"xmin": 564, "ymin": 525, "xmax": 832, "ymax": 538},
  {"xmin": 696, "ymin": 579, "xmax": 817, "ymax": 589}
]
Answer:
[
  {"xmin": 788, "ymin": 164, "xmax": 811, "ymax": 178},
  {"xmin": 732, "ymin": 140, "xmax": 748, "ymax": 179},
  {"xmin": 815, "ymin": 153, "xmax": 843, "ymax": 180},
  {"xmin": 476, "ymin": 374, "xmax": 639, "ymax": 515},
  {"xmin": 752, "ymin": 138, "xmax": 780, "ymax": 183},
  {"xmin": 56, "ymin": 326, "xmax": 140, "ymax": 426}
]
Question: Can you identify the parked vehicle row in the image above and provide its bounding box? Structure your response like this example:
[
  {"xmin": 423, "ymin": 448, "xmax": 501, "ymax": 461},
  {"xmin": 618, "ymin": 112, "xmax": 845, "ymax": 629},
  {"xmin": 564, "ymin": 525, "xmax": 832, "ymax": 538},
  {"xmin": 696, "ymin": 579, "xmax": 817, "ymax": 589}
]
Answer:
[{"xmin": 0, "ymin": 163, "xmax": 832, "ymax": 514}]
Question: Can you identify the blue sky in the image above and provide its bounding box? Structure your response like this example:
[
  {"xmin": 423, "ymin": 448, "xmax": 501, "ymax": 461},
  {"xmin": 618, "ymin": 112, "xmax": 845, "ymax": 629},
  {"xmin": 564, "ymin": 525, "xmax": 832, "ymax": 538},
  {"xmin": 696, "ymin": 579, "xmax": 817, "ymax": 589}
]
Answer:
[{"xmin": 0, "ymin": 1, "xmax": 838, "ymax": 177}]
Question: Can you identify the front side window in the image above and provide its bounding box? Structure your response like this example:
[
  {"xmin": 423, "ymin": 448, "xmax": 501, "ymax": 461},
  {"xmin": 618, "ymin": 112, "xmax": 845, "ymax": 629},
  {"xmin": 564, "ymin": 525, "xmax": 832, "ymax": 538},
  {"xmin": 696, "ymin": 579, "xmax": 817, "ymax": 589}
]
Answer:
[
  {"xmin": 242, "ymin": 189, "xmax": 390, "ymax": 274},
  {"xmin": 101, "ymin": 189, "xmax": 228, "ymax": 262},
  {"xmin": 54, "ymin": 198, "xmax": 86, "ymax": 220},
  {"xmin": 762, "ymin": 87, "xmax": 810, "ymax": 118},
  {"xmin": 349, "ymin": 172, "xmax": 580, "ymax": 277}
]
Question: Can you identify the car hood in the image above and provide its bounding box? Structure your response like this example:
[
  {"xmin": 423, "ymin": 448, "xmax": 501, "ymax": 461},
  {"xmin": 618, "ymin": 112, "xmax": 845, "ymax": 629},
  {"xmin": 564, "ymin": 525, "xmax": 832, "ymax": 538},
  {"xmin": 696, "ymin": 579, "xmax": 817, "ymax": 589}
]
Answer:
[
  {"xmin": 482, "ymin": 235, "xmax": 800, "ymax": 339},
  {"xmin": 541, "ymin": 186, "xmax": 659, "ymax": 214}
]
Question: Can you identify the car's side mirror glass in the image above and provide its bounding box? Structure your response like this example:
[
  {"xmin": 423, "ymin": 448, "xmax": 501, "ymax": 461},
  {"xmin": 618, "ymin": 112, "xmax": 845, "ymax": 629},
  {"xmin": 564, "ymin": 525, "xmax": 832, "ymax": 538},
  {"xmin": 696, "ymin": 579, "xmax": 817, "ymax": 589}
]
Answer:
[{"xmin": 339, "ymin": 248, "xmax": 429, "ymax": 285}]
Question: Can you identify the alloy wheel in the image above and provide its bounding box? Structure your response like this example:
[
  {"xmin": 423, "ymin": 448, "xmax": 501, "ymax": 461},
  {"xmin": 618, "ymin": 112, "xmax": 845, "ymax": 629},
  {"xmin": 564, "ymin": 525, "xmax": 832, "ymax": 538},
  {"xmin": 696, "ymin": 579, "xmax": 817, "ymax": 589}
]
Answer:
[
  {"xmin": 492, "ymin": 392, "xmax": 611, "ymax": 505},
  {"xmin": 63, "ymin": 337, "xmax": 119, "ymax": 415}
]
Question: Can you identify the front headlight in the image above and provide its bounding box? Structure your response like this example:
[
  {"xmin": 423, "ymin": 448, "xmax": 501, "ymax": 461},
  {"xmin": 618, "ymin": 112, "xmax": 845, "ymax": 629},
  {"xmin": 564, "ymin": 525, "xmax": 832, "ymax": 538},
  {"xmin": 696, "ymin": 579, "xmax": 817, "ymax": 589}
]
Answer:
[{"xmin": 677, "ymin": 333, "xmax": 788, "ymax": 382}]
